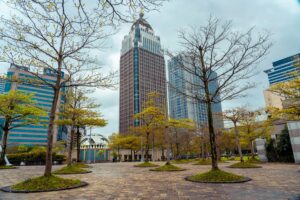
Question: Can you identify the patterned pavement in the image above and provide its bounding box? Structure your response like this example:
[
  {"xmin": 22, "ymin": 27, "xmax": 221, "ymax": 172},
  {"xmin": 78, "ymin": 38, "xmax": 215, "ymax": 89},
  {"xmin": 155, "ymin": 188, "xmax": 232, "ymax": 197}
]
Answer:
[{"xmin": 0, "ymin": 162, "xmax": 300, "ymax": 200}]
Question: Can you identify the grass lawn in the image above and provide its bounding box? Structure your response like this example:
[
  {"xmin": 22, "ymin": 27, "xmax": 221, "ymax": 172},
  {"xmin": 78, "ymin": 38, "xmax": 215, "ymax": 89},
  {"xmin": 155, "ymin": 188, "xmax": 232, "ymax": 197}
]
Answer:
[
  {"xmin": 228, "ymin": 162, "xmax": 262, "ymax": 168},
  {"xmin": 171, "ymin": 159, "xmax": 194, "ymax": 164},
  {"xmin": 221, "ymin": 156, "xmax": 260, "ymax": 162},
  {"xmin": 11, "ymin": 175, "xmax": 81, "ymax": 191},
  {"xmin": 0, "ymin": 165, "xmax": 17, "ymax": 169},
  {"xmin": 150, "ymin": 163, "xmax": 185, "ymax": 171},
  {"xmin": 134, "ymin": 162, "xmax": 159, "ymax": 167},
  {"xmin": 53, "ymin": 164, "xmax": 90, "ymax": 174},
  {"xmin": 193, "ymin": 159, "xmax": 212, "ymax": 165},
  {"xmin": 186, "ymin": 169, "xmax": 248, "ymax": 183},
  {"xmin": 73, "ymin": 163, "xmax": 91, "ymax": 168}
]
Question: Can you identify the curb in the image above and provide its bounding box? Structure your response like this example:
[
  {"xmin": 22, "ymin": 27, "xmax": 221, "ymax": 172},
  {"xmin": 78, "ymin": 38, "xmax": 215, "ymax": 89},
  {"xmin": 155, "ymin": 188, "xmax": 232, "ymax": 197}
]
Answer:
[
  {"xmin": 0, "ymin": 181, "xmax": 88, "ymax": 193},
  {"xmin": 53, "ymin": 171, "xmax": 92, "ymax": 175},
  {"xmin": 184, "ymin": 176, "xmax": 252, "ymax": 184}
]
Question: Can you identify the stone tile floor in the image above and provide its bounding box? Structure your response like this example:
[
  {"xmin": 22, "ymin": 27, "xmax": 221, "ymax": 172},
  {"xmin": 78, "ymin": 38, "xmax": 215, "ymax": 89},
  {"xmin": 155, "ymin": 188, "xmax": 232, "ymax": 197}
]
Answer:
[{"xmin": 0, "ymin": 161, "xmax": 300, "ymax": 200}]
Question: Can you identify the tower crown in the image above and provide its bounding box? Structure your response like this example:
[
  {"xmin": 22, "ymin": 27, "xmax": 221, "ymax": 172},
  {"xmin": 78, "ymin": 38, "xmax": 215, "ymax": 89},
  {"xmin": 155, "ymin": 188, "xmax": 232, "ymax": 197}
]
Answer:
[{"xmin": 131, "ymin": 12, "xmax": 153, "ymax": 31}]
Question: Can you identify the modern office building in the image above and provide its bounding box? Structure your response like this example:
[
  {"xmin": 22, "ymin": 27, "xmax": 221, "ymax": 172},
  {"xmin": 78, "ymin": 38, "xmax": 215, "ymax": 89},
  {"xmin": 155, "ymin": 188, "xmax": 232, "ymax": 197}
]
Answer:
[
  {"xmin": 264, "ymin": 53, "xmax": 300, "ymax": 85},
  {"xmin": 0, "ymin": 77, "xmax": 5, "ymax": 94},
  {"xmin": 0, "ymin": 64, "xmax": 67, "ymax": 146},
  {"xmin": 264, "ymin": 53, "xmax": 300, "ymax": 109},
  {"xmin": 119, "ymin": 13, "xmax": 166, "ymax": 134},
  {"xmin": 168, "ymin": 55, "xmax": 224, "ymax": 129}
]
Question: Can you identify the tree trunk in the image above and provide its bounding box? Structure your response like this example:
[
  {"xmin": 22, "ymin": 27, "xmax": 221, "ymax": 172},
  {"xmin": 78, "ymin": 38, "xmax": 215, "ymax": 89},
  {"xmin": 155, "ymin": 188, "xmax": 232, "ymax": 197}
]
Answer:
[
  {"xmin": 201, "ymin": 140, "xmax": 205, "ymax": 159},
  {"xmin": 166, "ymin": 147, "xmax": 170, "ymax": 165},
  {"xmin": 67, "ymin": 126, "xmax": 75, "ymax": 166},
  {"xmin": 0, "ymin": 128, "xmax": 9, "ymax": 166},
  {"xmin": 145, "ymin": 132, "xmax": 150, "ymax": 162},
  {"xmin": 44, "ymin": 66, "xmax": 62, "ymax": 176},
  {"xmin": 152, "ymin": 132, "xmax": 155, "ymax": 161},
  {"xmin": 175, "ymin": 130, "xmax": 179, "ymax": 159},
  {"xmin": 76, "ymin": 126, "xmax": 81, "ymax": 162},
  {"xmin": 234, "ymin": 122, "xmax": 244, "ymax": 162},
  {"xmin": 251, "ymin": 140, "xmax": 255, "ymax": 159},
  {"xmin": 206, "ymin": 100, "xmax": 218, "ymax": 170}
]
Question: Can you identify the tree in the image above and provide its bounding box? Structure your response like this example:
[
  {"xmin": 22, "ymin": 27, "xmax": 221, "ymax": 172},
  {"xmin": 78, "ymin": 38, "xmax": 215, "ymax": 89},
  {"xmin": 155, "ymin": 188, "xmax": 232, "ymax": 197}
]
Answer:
[
  {"xmin": 222, "ymin": 107, "xmax": 248, "ymax": 162},
  {"xmin": 0, "ymin": 0, "xmax": 164, "ymax": 176},
  {"xmin": 108, "ymin": 133, "xmax": 123, "ymax": 161},
  {"xmin": 56, "ymin": 88, "xmax": 106, "ymax": 166},
  {"xmin": 121, "ymin": 134, "xmax": 140, "ymax": 161},
  {"xmin": 268, "ymin": 56, "xmax": 300, "ymax": 120},
  {"xmin": 239, "ymin": 110, "xmax": 272, "ymax": 159},
  {"xmin": 134, "ymin": 92, "xmax": 166, "ymax": 162},
  {"xmin": 0, "ymin": 91, "xmax": 46, "ymax": 165},
  {"xmin": 168, "ymin": 17, "xmax": 271, "ymax": 170},
  {"xmin": 167, "ymin": 118, "xmax": 195, "ymax": 159}
]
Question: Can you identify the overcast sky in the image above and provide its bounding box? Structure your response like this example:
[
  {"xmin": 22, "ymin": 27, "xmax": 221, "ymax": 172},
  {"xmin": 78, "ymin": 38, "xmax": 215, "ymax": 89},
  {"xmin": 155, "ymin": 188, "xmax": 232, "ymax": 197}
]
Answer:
[{"xmin": 0, "ymin": 0, "xmax": 300, "ymax": 138}]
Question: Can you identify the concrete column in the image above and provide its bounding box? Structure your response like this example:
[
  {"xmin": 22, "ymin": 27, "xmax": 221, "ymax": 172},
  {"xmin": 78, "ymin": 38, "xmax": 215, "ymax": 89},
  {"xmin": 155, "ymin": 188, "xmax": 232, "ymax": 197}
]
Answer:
[
  {"xmin": 255, "ymin": 138, "xmax": 268, "ymax": 162},
  {"xmin": 287, "ymin": 121, "xmax": 300, "ymax": 164}
]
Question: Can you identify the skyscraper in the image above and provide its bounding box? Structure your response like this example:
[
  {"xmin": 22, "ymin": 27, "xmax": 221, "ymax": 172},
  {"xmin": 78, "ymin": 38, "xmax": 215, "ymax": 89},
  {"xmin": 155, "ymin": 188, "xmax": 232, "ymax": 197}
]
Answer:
[
  {"xmin": 0, "ymin": 77, "xmax": 5, "ymax": 94},
  {"xmin": 0, "ymin": 64, "xmax": 67, "ymax": 145},
  {"xmin": 264, "ymin": 53, "xmax": 300, "ymax": 85},
  {"xmin": 264, "ymin": 53, "xmax": 300, "ymax": 109},
  {"xmin": 168, "ymin": 55, "xmax": 223, "ymax": 129},
  {"xmin": 119, "ymin": 13, "xmax": 166, "ymax": 134}
]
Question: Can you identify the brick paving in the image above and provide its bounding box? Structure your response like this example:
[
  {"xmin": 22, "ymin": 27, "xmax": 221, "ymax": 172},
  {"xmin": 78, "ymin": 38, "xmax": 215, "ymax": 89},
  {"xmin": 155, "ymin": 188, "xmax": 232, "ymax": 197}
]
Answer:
[{"xmin": 0, "ymin": 162, "xmax": 300, "ymax": 200}]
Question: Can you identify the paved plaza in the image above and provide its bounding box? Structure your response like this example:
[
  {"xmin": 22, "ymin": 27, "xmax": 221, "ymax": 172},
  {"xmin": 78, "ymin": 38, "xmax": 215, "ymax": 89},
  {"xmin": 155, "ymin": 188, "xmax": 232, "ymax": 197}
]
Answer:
[{"xmin": 0, "ymin": 162, "xmax": 300, "ymax": 200}]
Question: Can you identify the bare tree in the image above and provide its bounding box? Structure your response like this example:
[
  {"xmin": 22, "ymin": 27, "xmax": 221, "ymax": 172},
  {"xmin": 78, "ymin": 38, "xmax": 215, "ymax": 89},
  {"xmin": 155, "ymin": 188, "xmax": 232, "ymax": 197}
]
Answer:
[
  {"xmin": 168, "ymin": 17, "xmax": 271, "ymax": 170},
  {"xmin": 223, "ymin": 107, "xmax": 248, "ymax": 162},
  {"xmin": 0, "ymin": 0, "xmax": 165, "ymax": 176}
]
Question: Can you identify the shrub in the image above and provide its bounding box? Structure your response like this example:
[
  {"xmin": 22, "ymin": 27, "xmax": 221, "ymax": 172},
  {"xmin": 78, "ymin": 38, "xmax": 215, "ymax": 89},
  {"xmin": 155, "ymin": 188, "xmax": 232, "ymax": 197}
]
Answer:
[
  {"xmin": 266, "ymin": 126, "xmax": 294, "ymax": 163},
  {"xmin": 7, "ymin": 152, "xmax": 66, "ymax": 165}
]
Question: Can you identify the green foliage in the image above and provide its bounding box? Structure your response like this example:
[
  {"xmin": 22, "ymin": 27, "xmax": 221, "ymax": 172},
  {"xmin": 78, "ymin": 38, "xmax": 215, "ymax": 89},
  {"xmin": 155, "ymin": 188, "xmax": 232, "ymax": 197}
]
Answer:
[
  {"xmin": 171, "ymin": 159, "xmax": 194, "ymax": 164},
  {"xmin": 0, "ymin": 90, "xmax": 47, "ymax": 130},
  {"xmin": 17, "ymin": 145, "xmax": 29, "ymax": 153},
  {"xmin": 109, "ymin": 133, "xmax": 140, "ymax": 151},
  {"xmin": 97, "ymin": 149, "xmax": 105, "ymax": 157},
  {"xmin": 0, "ymin": 165, "xmax": 17, "ymax": 169},
  {"xmin": 11, "ymin": 175, "xmax": 81, "ymax": 191},
  {"xmin": 150, "ymin": 163, "xmax": 185, "ymax": 171},
  {"xmin": 268, "ymin": 58, "xmax": 300, "ymax": 120},
  {"xmin": 193, "ymin": 159, "xmax": 212, "ymax": 165},
  {"xmin": 7, "ymin": 152, "xmax": 65, "ymax": 165},
  {"xmin": 73, "ymin": 163, "xmax": 91, "ymax": 169},
  {"xmin": 134, "ymin": 162, "xmax": 159, "ymax": 167},
  {"xmin": 53, "ymin": 165, "xmax": 90, "ymax": 174},
  {"xmin": 187, "ymin": 169, "xmax": 246, "ymax": 183},
  {"xmin": 228, "ymin": 162, "xmax": 261, "ymax": 168},
  {"xmin": 266, "ymin": 126, "xmax": 294, "ymax": 162},
  {"xmin": 56, "ymin": 89, "xmax": 107, "ymax": 128}
]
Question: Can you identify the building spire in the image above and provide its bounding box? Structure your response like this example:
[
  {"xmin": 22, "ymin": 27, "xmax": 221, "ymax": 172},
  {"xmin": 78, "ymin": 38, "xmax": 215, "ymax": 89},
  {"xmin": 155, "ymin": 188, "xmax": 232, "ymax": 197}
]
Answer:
[{"xmin": 139, "ymin": 8, "xmax": 144, "ymax": 19}]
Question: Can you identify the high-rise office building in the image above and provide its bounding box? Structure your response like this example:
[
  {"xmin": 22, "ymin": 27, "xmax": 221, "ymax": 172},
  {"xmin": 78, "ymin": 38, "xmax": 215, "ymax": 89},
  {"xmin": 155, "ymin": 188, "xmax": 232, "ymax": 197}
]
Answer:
[
  {"xmin": 168, "ymin": 55, "xmax": 223, "ymax": 129},
  {"xmin": 264, "ymin": 53, "xmax": 300, "ymax": 85},
  {"xmin": 119, "ymin": 13, "xmax": 166, "ymax": 134},
  {"xmin": 264, "ymin": 53, "xmax": 300, "ymax": 109},
  {"xmin": 0, "ymin": 78, "xmax": 5, "ymax": 94},
  {"xmin": 0, "ymin": 64, "xmax": 67, "ymax": 145}
]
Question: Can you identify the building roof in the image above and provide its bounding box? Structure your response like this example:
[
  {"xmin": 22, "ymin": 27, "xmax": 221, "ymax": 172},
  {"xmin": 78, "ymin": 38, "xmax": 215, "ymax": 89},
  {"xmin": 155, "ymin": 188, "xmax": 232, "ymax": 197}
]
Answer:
[{"xmin": 131, "ymin": 12, "xmax": 153, "ymax": 31}]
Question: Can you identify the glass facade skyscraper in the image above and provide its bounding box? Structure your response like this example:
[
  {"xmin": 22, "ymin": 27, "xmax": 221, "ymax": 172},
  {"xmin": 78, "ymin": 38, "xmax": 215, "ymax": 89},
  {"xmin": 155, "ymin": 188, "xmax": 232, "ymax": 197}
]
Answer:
[
  {"xmin": 264, "ymin": 53, "xmax": 300, "ymax": 85},
  {"xmin": 119, "ymin": 13, "xmax": 166, "ymax": 134},
  {"xmin": 0, "ymin": 78, "xmax": 5, "ymax": 94},
  {"xmin": 0, "ymin": 64, "xmax": 67, "ymax": 146},
  {"xmin": 264, "ymin": 53, "xmax": 300, "ymax": 109},
  {"xmin": 168, "ymin": 55, "xmax": 223, "ymax": 129}
]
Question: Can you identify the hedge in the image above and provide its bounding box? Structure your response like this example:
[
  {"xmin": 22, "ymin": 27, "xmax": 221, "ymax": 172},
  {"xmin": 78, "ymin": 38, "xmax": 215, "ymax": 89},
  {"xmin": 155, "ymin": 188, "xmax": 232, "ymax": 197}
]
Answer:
[{"xmin": 7, "ymin": 152, "xmax": 66, "ymax": 165}]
